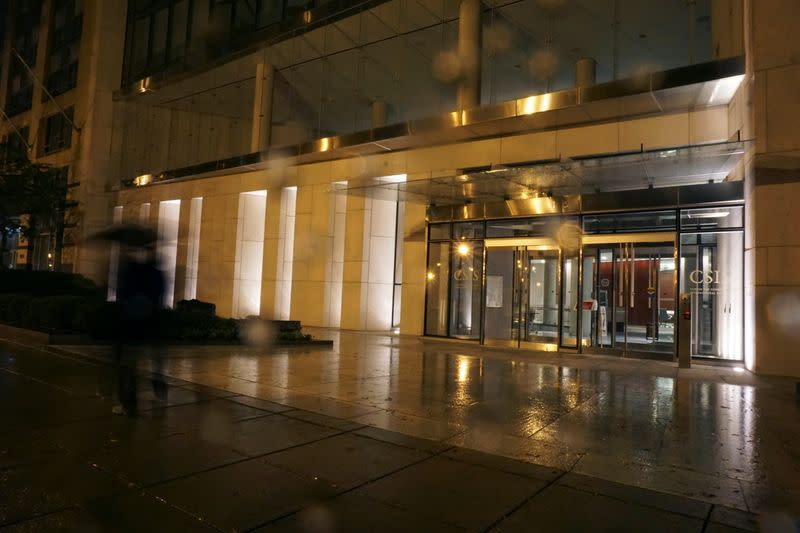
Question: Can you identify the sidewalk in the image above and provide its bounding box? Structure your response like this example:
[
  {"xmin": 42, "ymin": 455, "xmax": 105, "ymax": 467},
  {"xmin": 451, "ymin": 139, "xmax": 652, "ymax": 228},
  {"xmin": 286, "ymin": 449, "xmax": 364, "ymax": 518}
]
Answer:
[
  {"xmin": 0, "ymin": 335, "xmax": 797, "ymax": 531},
  {"xmin": 47, "ymin": 329, "xmax": 800, "ymax": 515},
  {"xmin": 0, "ymin": 340, "xmax": 767, "ymax": 532}
]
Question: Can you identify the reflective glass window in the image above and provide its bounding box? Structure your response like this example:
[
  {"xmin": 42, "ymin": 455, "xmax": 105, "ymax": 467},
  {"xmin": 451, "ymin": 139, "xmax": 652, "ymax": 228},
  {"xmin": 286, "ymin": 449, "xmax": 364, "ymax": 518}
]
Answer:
[
  {"xmin": 486, "ymin": 216, "xmax": 577, "ymax": 239},
  {"xmin": 582, "ymin": 211, "xmax": 677, "ymax": 234},
  {"xmin": 449, "ymin": 242, "xmax": 483, "ymax": 339},
  {"xmin": 679, "ymin": 232, "xmax": 743, "ymax": 360},
  {"xmin": 425, "ymin": 243, "xmax": 450, "ymax": 336},
  {"xmin": 428, "ymin": 224, "xmax": 451, "ymax": 241},
  {"xmin": 453, "ymin": 221, "xmax": 484, "ymax": 240},
  {"xmin": 680, "ymin": 206, "xmax": 743, "ymax": 231}
]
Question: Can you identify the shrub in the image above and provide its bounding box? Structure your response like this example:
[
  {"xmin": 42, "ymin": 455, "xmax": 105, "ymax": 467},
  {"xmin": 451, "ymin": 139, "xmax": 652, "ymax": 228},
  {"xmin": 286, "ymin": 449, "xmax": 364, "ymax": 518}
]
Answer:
[
  {"xmin": 0, "ymin": 294, "xmax": 34, "ymax": 325},
  {"xmin": 175, "ymin": 299, "xmax": 216, "ymax": 317},
  {"xmin": 0, "ymin": 270, "xmax": 101, "ymax": 298}
]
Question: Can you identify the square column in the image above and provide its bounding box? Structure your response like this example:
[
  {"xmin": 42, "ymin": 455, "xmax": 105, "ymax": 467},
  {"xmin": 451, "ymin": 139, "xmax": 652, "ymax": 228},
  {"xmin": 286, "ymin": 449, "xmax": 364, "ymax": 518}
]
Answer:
[
  {"xmin": 172, "ymin": 197, "xmax": 193, "ymax": 305},
  {"xmin": 196, "ymin": 193, "xmax": 239, "ymax": 317},
  {"xmin": 290, "ymin": 184, "xmax": 343, "ymax": 327},
  {"xmin": 400, "ymin": 202, "xmax": 428, "ymax": 336},
  {"xmin": 341, "ymin": 194, "xmax": 398, "ymax": 331},
  {"xmin": 260, "ymin": 188, "xmax": 283, "ymax": 319}
]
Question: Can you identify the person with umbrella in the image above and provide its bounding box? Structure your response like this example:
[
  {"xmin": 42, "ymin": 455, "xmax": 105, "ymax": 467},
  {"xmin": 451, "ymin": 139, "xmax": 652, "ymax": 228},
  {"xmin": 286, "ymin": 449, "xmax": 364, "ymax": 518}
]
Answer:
[{"xmin": 91, "ymin": 224, "xmax": 167, "ymax": 416}]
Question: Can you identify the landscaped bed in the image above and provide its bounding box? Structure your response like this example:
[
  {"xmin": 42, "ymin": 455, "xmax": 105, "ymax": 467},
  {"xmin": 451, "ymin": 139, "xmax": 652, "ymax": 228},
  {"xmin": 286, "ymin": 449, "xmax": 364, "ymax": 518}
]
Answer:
[{"xmin": 0, "ymin": 270, "xmax": 330, "ymax": 346}]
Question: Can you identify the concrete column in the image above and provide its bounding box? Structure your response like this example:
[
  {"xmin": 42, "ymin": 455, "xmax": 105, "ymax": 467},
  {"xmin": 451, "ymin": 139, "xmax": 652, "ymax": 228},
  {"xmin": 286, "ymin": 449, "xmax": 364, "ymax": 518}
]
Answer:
[
  {"xmin": 457, "ymin": 0, "xmax": 482, "ymax": 110},
  {"xmin": 250, "ymin": 61, "xmax": 274, "ymax": 153},
  {"xmin": 400, "ymin": 201, "xmax": 428, "ymax": 336},
  {"xmin": 196, "ymin": 193, "xmax": 239, "ymax": 317},
  {"xmin": 73, "ymin": 0, "xmax": 128, "ymax": 283},
  {"xmin": 744, "ymin": 0, "xmax": 800, "ymax": 377},
  {"xmin": 290, "ymin": 184, "xmax": 335, "ymax": 327},
  {"xmin": 341, "ymin": 194, "xmax": 398, "ymax": 331},
  {"xmin": 575, "ymin": 58, "xmax": 597, "ymax": 88},
  {"xmin": 371, "ymin": 100, "xmax": 387, "ymax": 129},
  {"xmin": 172, "ymin": 198, "xmax": 193, "ymax": 305}
]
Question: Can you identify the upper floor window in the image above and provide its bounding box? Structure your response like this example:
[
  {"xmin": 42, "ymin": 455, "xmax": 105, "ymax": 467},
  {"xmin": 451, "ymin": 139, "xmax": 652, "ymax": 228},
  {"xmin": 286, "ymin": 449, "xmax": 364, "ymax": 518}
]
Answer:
[
  {"xmin": 121, "ymin": 0, "xmax": 348, "ymax": 85},
  {"xmin": 40, "ymin": 108, "xmax": 74, "ymax": 155},
  {"xmin": 5, "ymin": 126, "xmax": 31, "ymax": 155},
  {"xmin": 5, "ymin": 1, "xmax": 42, "ymax": 116},
  {"xmin": 45, "ymin": 0, "xmax": 84, "ymax": 97}
]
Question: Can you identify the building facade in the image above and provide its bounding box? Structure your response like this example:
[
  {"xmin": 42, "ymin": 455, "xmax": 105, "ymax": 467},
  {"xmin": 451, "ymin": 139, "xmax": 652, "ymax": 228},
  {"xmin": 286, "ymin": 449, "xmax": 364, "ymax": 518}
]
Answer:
[
  {"xmin": 0, "ymin": 0, "xmax": 127, "ymax": 273},
  {"xmin": 3, "ymin": 0, "xmax": 799, "ymax": 377}
]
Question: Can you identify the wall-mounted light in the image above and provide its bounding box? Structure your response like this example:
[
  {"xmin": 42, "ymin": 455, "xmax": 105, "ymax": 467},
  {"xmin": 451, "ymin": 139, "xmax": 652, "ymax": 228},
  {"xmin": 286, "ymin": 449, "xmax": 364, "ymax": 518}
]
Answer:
[{"xmin": 134, "ymin": 174, "xmax": 153, "ymax": 186}]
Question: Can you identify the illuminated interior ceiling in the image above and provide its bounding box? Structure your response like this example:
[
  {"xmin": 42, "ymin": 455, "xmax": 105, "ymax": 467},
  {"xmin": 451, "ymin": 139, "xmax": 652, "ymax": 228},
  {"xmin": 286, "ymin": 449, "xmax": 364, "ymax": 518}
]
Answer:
[{"xmin": 343, "ymin": 140, "xmax": 747, "ymax": 205}]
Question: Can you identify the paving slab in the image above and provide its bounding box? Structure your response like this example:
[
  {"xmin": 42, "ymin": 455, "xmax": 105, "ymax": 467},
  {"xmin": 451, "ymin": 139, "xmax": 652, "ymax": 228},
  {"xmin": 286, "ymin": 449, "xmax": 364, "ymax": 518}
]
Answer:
[
  {"xmin": 225, "ymin": 394, "xmax": 293, "ymax": 413},
  {"xmin": 263, "ymin": 432, "xmax": 429, "ymax": 490},
  {"xmin": 491, "ymin": 484, "xmax": 705, "ymax": 533},
  {"xmin": 221, "ymin": 413, "xmax": 342, "ymax": 457},
  {"xmin": 709, "ymin": 505, "xmax": 759, "ymax": 531},
  {"xmin": 150, "ymin": 457, "xmax": 339, "ymax": 532},
  {"xmin": 0, "ymin": 458, "xmax": 125, "ymax": 527},
  {"xmin": 443, "ymin": 447, "xmax": 564, "ymax": 482},
  {"xmin": 253, "ymin": 492, "xmax": 465, "ymax": 532},
  {"xmin": 89, "ymin": 431, "xmax": 247, "ymax": 486},
  {"xmin": 355, "ymin": 456, "xmax": 546, "ymax": 531},
  {"xmin": 280, "ymin": 409, "xmax": 366, "ymax": 432},
  {"xmin": 354, "ymin": 425, "xmax": 454, "ymax": 454}
]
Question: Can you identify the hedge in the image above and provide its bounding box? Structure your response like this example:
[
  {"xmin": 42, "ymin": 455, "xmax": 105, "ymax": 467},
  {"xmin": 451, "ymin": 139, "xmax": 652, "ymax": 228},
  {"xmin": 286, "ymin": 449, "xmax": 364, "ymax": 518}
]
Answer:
[
  {"xmin": 0, "ymin": 294, "xmax": 239, "ymax": 341},
  {"xmin": 0, "ymin": 270, "xmax": 102, "ymax": 298}
]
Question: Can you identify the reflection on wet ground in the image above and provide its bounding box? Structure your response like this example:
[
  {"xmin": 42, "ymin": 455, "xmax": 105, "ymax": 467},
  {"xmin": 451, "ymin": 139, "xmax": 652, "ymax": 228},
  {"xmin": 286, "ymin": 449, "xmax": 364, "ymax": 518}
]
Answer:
[{"xmin": 60, "ymin": 330, "xmax": 799, "ymax": 514}]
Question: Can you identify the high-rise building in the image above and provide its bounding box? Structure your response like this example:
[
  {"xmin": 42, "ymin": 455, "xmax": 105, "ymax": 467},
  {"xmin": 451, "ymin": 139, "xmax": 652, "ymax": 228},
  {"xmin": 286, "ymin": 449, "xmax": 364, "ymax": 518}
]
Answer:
[
  {"xmin": 2, "ymin": 0, "xmax": 798, "ymax": 377},
  {"xmin": 0, "ymin": 0, "xmax": 127, "ymax": 272}
]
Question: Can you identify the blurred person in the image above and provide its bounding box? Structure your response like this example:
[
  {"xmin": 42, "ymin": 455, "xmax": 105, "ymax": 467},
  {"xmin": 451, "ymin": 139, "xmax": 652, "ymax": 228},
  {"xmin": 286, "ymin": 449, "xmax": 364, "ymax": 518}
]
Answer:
[{"xmin": 112, "ymin": 243, "xmax": 167, "ymax": 416}]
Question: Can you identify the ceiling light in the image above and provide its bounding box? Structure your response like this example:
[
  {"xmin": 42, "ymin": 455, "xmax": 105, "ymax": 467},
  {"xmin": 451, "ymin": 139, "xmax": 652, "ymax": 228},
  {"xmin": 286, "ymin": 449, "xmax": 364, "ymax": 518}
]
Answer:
[{"xmin": 687, "ymin": 212, "xmax": 729, "ymax": 219}]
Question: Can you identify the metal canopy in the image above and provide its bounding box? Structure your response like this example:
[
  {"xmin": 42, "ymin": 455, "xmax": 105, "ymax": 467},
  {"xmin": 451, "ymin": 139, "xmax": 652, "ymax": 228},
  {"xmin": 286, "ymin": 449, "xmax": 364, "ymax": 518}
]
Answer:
[{"xmin": 343, "ymin": 140, "xmax": 747, "ymax": 205}]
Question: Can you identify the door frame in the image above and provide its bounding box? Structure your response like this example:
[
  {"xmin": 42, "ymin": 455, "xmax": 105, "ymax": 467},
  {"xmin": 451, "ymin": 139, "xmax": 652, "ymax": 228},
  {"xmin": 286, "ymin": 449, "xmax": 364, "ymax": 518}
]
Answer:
[
  {"xmin": 482, "ymin": 238, "xmax": 561, "ymax": 351},
  {"xmin": 579, "ymin": 232, "xmax": 677, "ymax": 359}
]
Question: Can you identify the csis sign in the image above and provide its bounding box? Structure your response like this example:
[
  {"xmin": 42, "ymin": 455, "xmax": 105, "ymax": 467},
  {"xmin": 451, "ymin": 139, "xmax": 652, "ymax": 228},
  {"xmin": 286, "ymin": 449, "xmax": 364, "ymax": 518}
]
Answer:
[{"xmin": 689, "ymin": 269, "xmax": 720, "ymax": 285}]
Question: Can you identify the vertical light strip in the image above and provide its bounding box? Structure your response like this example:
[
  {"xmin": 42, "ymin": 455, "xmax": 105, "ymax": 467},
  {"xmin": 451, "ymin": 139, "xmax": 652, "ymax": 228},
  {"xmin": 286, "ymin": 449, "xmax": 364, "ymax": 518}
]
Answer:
[
  {"xmin": 185, "ymin": 197, "xmax": 203, "ymax": 301},
  {"xmin": 233, "ymin": 190, "xmax": 267, "ymax": 318},
  {"xmin": 106, "ymin": 206, "xmax": 124, "ymax": 301},
  {"xmin": 157, "ymin": 200, "xmax": 181, "ymax": 308}
]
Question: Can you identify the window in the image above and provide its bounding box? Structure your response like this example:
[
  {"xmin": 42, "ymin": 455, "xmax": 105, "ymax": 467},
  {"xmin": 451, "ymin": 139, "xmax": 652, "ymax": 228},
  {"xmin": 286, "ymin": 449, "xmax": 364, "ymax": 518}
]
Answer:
[
  {"xmin": 41, "ymin": 108, "xmax": 74, "ymax": 154},
  {"xmin": 679, "ymin": 231, "xmax": 743, "ymax": 360},
  {"xmin": 428, "ymin": 223, "xmax": 451, "ymax": 241},
  {"xmin": 582, "ymin": 211, "xmax": 677, "ymax": 234},
  {"xmin": 680, "ymin": 206, "xmax": 743, "ymax": 231},
  {"xmin": 4, "ymin": 126, "xmax": 30, "ymax": 155},
  {"xmin": 6, "ymin": 1, "xmax": 42, "ymax": 115},
  {"xmin": 45, "ymin": 0, "xmax": 83, "ymax": 96},
  {"xmin": 425, "ymin": 243, "xmax": 450, "ymax": 336}
]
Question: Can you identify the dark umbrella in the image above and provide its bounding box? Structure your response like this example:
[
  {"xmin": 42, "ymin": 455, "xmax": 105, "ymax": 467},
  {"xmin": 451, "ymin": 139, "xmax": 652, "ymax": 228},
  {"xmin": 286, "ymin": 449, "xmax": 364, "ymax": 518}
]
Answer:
[{"xmin": 88, "ymin": 223, "xmax": 157, "ymax": 247}]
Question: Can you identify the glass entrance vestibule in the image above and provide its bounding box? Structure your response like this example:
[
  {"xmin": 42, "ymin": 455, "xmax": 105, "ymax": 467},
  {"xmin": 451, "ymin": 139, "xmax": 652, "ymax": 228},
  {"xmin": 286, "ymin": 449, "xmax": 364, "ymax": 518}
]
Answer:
[{"xmin": 424, "ymin": 207, "xmax": 744, "ymax": 361}]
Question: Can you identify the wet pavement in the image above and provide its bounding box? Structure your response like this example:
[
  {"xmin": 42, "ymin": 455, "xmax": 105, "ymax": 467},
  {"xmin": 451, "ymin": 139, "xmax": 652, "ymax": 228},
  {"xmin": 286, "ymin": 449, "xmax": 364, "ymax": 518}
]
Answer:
[{"xmin": 0, "ymin": 332, "xmax": 796, "ymax": 531}]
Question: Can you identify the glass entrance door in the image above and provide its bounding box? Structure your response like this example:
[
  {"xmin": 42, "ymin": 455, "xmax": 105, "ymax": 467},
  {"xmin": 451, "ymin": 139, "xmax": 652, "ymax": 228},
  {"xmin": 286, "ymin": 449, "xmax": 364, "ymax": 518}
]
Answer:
[
  {"xmin": 483, "ymin": 242, "xmax": 560, "ymax": 351},
  {"xmin": 581, "ymin": 237, "xmax": 676, "ymax": 357}
]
